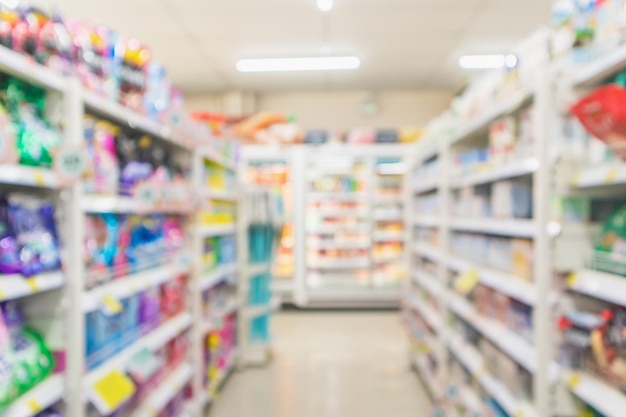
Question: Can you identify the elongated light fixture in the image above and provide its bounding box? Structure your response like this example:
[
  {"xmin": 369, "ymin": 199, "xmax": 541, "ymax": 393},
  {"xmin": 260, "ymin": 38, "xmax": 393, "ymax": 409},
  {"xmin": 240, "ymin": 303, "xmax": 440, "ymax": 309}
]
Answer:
[
  {"xmin": 236, "ymin": 56, "xmax": 360, "ymax": 73},
  {"xmin": 317, "ymin": 0, "xmax": 334, "ymax": 12},
  {"xmin": 459, "ymin": 54, "xmax": 518, "ymax": 69}
]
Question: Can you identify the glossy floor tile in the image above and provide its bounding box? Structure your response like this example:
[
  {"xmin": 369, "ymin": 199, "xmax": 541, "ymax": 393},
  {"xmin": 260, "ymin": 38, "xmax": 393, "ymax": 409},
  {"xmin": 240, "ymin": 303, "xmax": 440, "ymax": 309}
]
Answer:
[{"xmin": 209, "ymin": 311, "xmax": 430, "ymax": 417}]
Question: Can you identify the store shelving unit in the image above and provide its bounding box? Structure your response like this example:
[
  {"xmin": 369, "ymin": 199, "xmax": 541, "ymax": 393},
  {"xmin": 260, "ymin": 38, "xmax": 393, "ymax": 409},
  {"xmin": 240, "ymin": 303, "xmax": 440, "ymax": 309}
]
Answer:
[
  {"xmin": 243, "ymin": 145, "xmax": 409, "ymax": 308},
  {"xmin": 0, "ymin": 42, "xmax": 241, "ymax": 417},
  {"xmin": 406, "ymin": 33, "xmax": 626, "ymax": 417},
  {"xmin": 405, "ymin": 52, "xmax": 555, "ymax": 415}
]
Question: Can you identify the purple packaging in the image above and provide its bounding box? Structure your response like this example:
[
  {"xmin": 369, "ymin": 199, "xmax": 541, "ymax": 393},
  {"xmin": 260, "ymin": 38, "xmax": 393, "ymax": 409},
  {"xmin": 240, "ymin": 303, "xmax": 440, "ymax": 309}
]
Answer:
[
  {"xmin": 7, "ymin": 196, "xmax": 61, "ymax": 277},
  {"xmin": 139, "ymin": 287, "xmax": 161, "ymax": 333},
  {"xmin": 0, "ymin": 197, "xmax": 20, "ymax": 274}
]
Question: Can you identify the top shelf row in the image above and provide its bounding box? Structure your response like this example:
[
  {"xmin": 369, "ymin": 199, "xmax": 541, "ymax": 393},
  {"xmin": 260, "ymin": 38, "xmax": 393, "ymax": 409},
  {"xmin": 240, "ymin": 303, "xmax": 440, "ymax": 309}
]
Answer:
[{"xmin": 0, "ymin": 43, "xmax": 237, "ymax": 170}]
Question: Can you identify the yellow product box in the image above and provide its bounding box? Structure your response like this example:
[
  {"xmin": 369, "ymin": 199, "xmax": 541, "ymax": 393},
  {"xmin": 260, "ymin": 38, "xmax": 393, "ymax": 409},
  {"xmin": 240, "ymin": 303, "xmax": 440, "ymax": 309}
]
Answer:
[{"xmin": 511, "ymin": 238, "xmax": 533, "ymax": 281}]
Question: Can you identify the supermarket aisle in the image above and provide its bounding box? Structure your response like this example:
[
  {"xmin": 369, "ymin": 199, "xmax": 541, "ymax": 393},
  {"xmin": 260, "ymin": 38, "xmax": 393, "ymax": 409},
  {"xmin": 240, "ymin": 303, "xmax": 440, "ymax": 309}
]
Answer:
[{"xmin": 210, "ymin": 312, "xmax": 429, "ymax": 417}]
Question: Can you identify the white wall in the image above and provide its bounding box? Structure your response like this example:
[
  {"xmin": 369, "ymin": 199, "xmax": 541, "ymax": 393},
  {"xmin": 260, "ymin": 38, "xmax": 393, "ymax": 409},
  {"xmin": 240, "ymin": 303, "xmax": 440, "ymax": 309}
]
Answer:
[
  {"xmin": 257, "ymin": 90, "xmax": 452, "ymax": 130},
  {"xmin": 185, "ymin": 90, "xmax": 453, "ymax": 129}
]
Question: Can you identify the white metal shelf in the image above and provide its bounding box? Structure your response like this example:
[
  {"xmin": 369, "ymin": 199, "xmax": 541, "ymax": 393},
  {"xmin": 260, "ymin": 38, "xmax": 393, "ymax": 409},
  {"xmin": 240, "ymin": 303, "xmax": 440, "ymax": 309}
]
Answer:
[
  {"xmin": 412, "ymin": 270, "xmax": 444, "ymax": 298},
  {"xmin": 2, "ymin": 374, "xmax": 64, "ymax": 417},
  {"xmin": 447, "ymin": 291, "xmax": 538, "ymax": 373},
  {"xmin": 307, "ymin": 257, "xmax": 371, "ymax": 269},
  {"xmin": 0, "ymin": 271, "xmax": 64, "ymax": 302},
  {"xmin": 200, "ymin": 263, "xmax": 238, "ymax": 291},
  {"xmin": 204, "ymin": 188, "xmax": 239, "ymax": 202},
  {"xmin": 306, "ymin": 224, "xmax": 370, "ymax": 234},
  {"xmin": 573, "ymin": 42, "xmax": 626, "ymax": 87},
  {"xmin": 447, "ymin": 255, "xmax": 539, "ymax": 306},
  {"xmin": 373, "ymin": 231, "xmax": 405, "ymax": 242},
  {"xmin": 242, "ymin": 303, "xmax": 272, "ymax": 319},
  {"xmin": 83, "ymin": 263, "xmax": 188, "ymax": 312},
  {"xmin": 202, "ymin": 300, "xmax": 239, "ymax": 334},
  {"xmin": 82, "ymin": 195, "xmax": 192, "ymax": 214},
  {"xmin": 563, "ymin": 370, "xmax": 626, "ymax": 417},
  {"xmin": 243, "ymin": 262, "xmax": 270, "ymax": 278},
  {"xmin": 308, "ymin": 240, "xmax": 371, "ymax": 250},
  {"xmin": 313, "ymin": 208, "xmax": 369, "ymax": 218},
  {"xmin": 132, "ymin": 363, "xmax": 193, "ymax": 417},
  {"xmin": 84, "ymin": 313, "xmax": 192, "ymax": 414},
  {"xmin": 412, "ymin": 216, "xmax": 441, "ymax": 228},
  {"xmin": 568, "ymin": 269, "xmax": 626, "ymax": 308},
  {"xmin": 408, "ymin": 295, "xmax": 443, "ymax": 332},
  {"xmin": 449, "ymin": 217, "xmax": 536, "ymax": 238},
  {"xmin": 0, "ymin": 45, "xmax": 66, "ymax": 91},
  {"xmin": 203, "ymin": 350, "xmax": 237, "ymax": 406},
  {"xmin": 451, "ymin": 158, "xmax": 539, "ymax": 189},
  {"xmin": 412, "ymin": 242, "xmax": 444, "ymax": 263},
  {"xmin": 446, "ymin": 333, "xmax": 538, "ymax": 417},
  {"xmin": 373, "ymin": 213, "xmax": 403, "ymax": 221},
  {"xmin": 411, "ymin": 354, "xmax": 443, "ymax": 401},
  {"xmin": 412, "ymin": 179, "xmax": 439, "ymax": 194},
  {"xmin": 200, "ymin": 146, "xmax": 237, "ymax": 171},
  {"xmin": 308, "ymin": 192, "xmax": 368, "ymax": 202},
  {"xmin": 0, "ymin": 165, "xmax": 63, "ymax": 189},
  {"xmin": 83, "ymin": 91, "xmax": 194, "ymax": 150},
  {"xmin": 572, "ymin": 164, "xmax": 626, "ymax": 188},
  {"xmin": 449, "ymin": 90, "xmax": 532, "ymax": 146},
  {"xmin": 198, "ymin": 224, "xmax": 237, "ymax": 237}
]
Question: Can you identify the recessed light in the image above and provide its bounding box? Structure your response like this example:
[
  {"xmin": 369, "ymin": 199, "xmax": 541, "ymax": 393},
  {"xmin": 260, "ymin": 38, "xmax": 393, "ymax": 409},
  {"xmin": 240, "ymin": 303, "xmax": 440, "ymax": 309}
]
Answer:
[
  {"xmin": 317, "ymin": 0, "xmax": 334, "ymax": 12},
  {"xmin": 236, "ymin": 56, "xmax": 360, "ymax": 73},
  {"xmin": 459, "ymin": 54, "xmax": 518, "ymax": 70}
]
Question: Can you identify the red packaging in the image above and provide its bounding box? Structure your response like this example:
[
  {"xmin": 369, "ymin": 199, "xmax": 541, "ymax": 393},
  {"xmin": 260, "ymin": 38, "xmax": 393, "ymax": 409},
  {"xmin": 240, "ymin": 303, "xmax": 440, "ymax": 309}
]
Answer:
[
  {"xmin": 571, "ymin": 84, "xmax": 626, "ymax": 161},
  {"xmin": 160, "ymin": 274, "xmax": 186, "ymax": 319}
]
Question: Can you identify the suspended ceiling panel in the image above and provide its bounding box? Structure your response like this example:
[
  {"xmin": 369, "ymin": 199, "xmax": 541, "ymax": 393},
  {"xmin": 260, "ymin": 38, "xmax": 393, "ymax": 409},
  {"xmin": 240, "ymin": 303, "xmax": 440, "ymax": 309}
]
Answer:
[{"xmin": 31, "ymin": 0, "xmax": 552, "ymax": 93}]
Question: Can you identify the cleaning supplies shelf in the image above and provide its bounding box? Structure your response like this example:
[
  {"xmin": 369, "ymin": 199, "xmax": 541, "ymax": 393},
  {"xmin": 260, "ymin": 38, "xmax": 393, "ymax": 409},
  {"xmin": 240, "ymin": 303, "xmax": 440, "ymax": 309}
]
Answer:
[
  {"xmin": 0, "ymin": 165, "xmax": 63, "ymax": 189},
  {"xmin": 0, "ymin": 44, "xmax": 66, "ymax": 91},
  {"xmin": 132, "ymin": 363, "xmax": 193, "ymax": 417},
  {"xmin": 83, "ymin": 263, "xmax": 189, "ymax": 311},
  {"xmin": 83, "ymin": 91, "xmax": 194, "ymax": 150},
  {"xmin": 2, "ymin": 374, "xmax": 65, "ymax": 417},
  {"xmin": 84, "ymin": 312, "xmax": 193, "ymax": 385},
  {"xmin": 0, "ymin": 271, "xmax": 65, "ymax": 302},
  {"xmin": 200, "ymin": 263, "xmax": 238, "ymax": 291}
]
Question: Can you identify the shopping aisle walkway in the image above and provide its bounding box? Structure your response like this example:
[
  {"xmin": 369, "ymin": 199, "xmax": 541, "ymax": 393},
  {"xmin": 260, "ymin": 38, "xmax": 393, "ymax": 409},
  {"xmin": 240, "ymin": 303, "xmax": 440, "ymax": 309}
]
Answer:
[{"xmin": 209, "ymin": 311, "xmax": 430, "ymax": 417}]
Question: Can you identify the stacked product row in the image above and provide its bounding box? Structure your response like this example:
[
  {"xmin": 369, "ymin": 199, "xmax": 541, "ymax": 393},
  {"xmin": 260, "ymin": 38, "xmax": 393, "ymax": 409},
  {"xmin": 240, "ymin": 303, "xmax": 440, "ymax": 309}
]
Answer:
[
  {"xmin": 406, "ymin": 1, "xmax": 626, "ymax": 416},
  {"xmin": 0, "ymin": 2, "xmax": 244, "ymax": 417}
]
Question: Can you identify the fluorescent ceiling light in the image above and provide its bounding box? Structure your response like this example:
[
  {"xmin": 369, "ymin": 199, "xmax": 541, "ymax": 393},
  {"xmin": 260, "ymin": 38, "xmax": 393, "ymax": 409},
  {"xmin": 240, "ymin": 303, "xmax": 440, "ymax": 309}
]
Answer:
[
  {"xmin": 317, "ymin": 0, "xmax": 333, "ymax": 12},
  {"xmin": 236, "ymin": 56, "xmax": 360, "ymax": 73},
  {"xmin": 459, "ymin": 54, "xmax": 517, "ymax": 69}
]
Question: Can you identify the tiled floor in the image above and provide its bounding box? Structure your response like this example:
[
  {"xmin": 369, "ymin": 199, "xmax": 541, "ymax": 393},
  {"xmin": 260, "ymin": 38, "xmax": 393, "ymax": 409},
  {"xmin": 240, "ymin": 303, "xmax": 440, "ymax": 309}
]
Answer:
[{"xmin": 209, "ymin": 311, "xmax": 430, "ymax": 417}]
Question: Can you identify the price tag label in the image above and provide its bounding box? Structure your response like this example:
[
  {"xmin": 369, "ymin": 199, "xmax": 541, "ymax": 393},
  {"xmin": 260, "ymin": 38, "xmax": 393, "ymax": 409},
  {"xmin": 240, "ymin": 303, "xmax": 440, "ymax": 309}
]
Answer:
[
  {"xmin": 571, "ymin": 173, "xmax": 581, "ymax": 186},
  {"xmin": 26, "ymin": 398, "xmax": 42, "ymax": 413},
  {"xmin": 513, "ymin": 411, "xmax": 524, "ymax": 417},
  {"xmin": 566, "ymin": 273, "xmax": 578, "ymax": 288},
  {"xmin": 91, "ymin": 370, "xmax": 136, "ymax": 413},
  {"xmin": 455, "ymin": 269, "xmax": 479, "ymax": 295},
  {"xmin": 26, "ymin": 277, "xmax": 40, "ymax": 293},
  {"xmin": 605, "ymin": 167, "xmax": 619, "ymax": 184},
  {"xmin": 33, "ymin": 170, "xmax": 46, "ymax": 186},
  {"xmin": 568, "ymin": 373, "xmax": 580, "ymax": 389},
  {"xmin": 134, "ymin": 182, "xmax": 158, "ymax": 210},
  {"xmin": 176, "ymin": 252, "xmax": 191, "ymax": 270},
  {"xmin": 54, "ymin": 147, "xmax": 87, "ymax": 181},
  {"xmin": 100, "ymin": 295, "xmax": 124, "ymax": 316}
]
